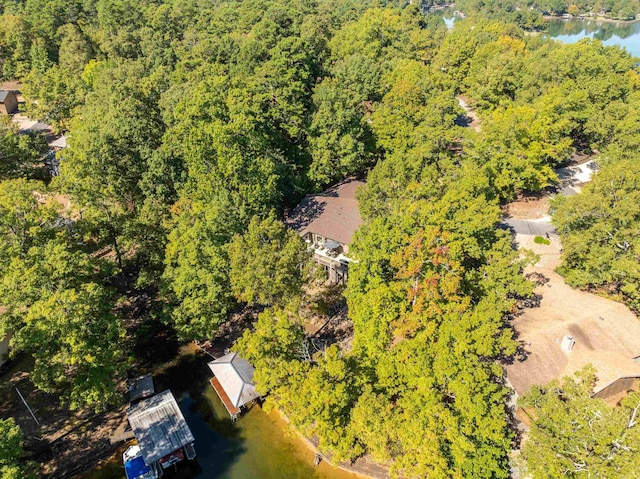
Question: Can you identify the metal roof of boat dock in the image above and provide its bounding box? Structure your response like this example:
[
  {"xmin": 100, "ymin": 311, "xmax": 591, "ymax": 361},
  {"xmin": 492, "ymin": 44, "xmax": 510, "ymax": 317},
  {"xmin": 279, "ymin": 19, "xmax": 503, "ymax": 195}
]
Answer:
[
  {"xmin": 126, "ymin": 390, "xmax": 194, "ymax": 465},
  {"xmin": 208, "ymin": 352, "xmax": 260, "ymax": 413}
]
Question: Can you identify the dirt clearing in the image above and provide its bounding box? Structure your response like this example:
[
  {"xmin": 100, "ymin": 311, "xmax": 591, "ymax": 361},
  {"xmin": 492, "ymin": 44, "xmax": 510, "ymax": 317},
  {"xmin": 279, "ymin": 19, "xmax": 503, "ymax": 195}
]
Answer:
[{"xmin": 502, "ymin": 197, "xmax": 550, "ymax": 220}]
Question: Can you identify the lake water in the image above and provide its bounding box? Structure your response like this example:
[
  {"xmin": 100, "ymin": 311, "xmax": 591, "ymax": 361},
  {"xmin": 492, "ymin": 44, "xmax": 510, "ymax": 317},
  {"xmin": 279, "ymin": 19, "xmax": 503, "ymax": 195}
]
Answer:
[
  {"xmin": 545, "ymin": 18, "xmax": 640, "ymax": 57},
  {"xmin": 86, "ymin": 389, "xmax": 362, "ymax": 479},
  {"xmin": 180, "ymin": 389, "xmax": 361, "ymax": 479}
]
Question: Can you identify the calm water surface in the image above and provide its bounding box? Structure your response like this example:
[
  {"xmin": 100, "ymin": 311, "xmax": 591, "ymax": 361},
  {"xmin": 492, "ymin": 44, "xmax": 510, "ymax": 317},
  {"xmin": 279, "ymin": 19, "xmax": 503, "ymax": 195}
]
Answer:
[
  {"xmin": 181, "ymin": 389, "xmax": 361, "ymax": 479},
  {"xmin": 87, "ymin": 389, "xmax": 362, "ymax": 479},
  {"xmin": 545, "ymin": 18, "xmax": 640, "ymax": 57}
]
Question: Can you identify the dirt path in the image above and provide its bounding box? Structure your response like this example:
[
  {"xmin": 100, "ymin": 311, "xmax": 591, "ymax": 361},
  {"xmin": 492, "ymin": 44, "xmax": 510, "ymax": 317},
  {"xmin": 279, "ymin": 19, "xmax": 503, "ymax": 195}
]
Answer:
[
  {"xmin": 0, "ymin": 356, "xmax": 127, "ymax": 479},
  {"xmin": 456, "ymin": 95, "xmax": 481, "ymax": 132}
]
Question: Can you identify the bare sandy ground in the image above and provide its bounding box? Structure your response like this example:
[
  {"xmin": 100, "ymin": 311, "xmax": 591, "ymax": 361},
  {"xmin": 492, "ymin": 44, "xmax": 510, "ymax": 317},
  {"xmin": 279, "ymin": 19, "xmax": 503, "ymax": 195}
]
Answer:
[
  {"xmin": 503, "ymin": 197, "xmax": 550, "ymax": 220},
  {"xmin": 456, "ymin": 95, "xmax": 481, "ymax": 132}
]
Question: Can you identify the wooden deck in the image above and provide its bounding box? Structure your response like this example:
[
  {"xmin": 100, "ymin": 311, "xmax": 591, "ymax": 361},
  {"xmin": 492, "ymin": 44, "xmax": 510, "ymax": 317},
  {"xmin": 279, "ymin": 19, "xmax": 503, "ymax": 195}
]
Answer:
[{"xmin": 210, "ymin": 377, "xmax": 241, "ymax": 416}]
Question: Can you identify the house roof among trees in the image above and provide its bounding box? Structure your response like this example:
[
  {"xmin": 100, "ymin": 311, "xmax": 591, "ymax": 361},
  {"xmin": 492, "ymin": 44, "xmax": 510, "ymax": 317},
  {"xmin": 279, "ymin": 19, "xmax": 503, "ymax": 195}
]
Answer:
[
  {"xmin": 592, "ymin": 376, "xmax": 640, "ymax": 405},
  {"xmin": 208, "ymin": 352, "xmax": 259, "ymax": 409},
  {"xmin": 286, "ymin": 178, "xmax": 365, "ymax": 246},
  {"xmin": 127, "ymin": 390, "xmax": 194, "ymax": 465},
  {"xmin": 505, "ymin": 280, "xmax": 640, "ymax": 397}
]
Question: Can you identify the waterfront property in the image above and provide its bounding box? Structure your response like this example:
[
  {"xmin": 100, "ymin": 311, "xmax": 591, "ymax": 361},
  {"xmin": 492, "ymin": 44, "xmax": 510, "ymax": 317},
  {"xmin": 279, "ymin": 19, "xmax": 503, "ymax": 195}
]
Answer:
[
  {"xmin": 125, "ymin": 390, "xmax": 196, "ymax": 478},
  {"xmin": 287, "ymin": 178, "xmax": 364, "ymax": 284},
  {"xmin": 208, "ymin": 351, "xmax": 260, "ymax": 420},
  {"xmin": 545, "ymin": 17, "xmax": 640, "ymax": 57}
]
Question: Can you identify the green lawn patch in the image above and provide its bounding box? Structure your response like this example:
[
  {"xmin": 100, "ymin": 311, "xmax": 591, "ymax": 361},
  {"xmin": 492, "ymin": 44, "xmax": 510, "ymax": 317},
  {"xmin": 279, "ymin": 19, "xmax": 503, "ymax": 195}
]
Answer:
[{"xmin": 534, "ymin": 235, "xmax": 551, "ymax": 245}]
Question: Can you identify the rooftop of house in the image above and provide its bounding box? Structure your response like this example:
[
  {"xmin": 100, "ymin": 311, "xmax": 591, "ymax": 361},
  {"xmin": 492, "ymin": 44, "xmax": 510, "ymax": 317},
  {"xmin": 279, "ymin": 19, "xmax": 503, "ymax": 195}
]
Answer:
[
  {"xmin": 48, "ymin": 135, "xmax": 68, "ymax": 149},
  {"xmin": 127, "ymin": 390, "xmax": 194, "ymax": 465},
  {"xmin": 0, "ymin": 90, "xmax": 14, "ymax": 102},
  {"xmin": 286, "ymin": 178, "xmax": 365, "ymax": 246},
  {"xmin": 592, "ymin": 376, "xmax": 640, "ymax": 406},
  {"xmin": 208, "ymin": 352, "xmax": 259, "ymax": 411},
  {"xmin": 504, "ymin": 274, "xmax": 640, "ymax": 398}
]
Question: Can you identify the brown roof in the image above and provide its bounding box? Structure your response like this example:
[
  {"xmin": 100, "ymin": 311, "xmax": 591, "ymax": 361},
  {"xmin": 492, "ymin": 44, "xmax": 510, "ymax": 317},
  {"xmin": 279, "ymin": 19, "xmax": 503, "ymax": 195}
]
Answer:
[
  {"xmin": 592, "ymin": 376, "xmax": 639, "ymax": 406},
  {"xmin": 505, "ymin": 270, "xmax": 640, "ymax": 397},
  {"xmin": 287, "ymin": 179, "xmax": 364, "ymax": 246}
]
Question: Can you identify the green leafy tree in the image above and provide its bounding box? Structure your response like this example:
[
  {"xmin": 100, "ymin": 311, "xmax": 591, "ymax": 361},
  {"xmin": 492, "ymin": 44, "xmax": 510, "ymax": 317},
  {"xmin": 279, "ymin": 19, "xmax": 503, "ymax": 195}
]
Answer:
[
  {"xmin": 0, "ymin": 179, "xmax": 126, "ymax": 411},
  {"xmin": 344, "ymin": 172, "xmax": 533, "ymax": 478},
  {"xmin": 308, "ymin": 73, "xmax": 377, "ymax": 186},
  {"xmin": 0, "ymin": 14, "xmax": 32, "ymax": 79},
  {"xmin": 162, "ymin": 119, "xmax": 282, "ymax": 339},
  {"xmin": 469, "ymin": 100, "xmax": 573, "ymax": 200},
  {"xmin": 28, "ymin": 37, "xmax": 51, "ymax": 74},
  {"xmin": 0, "ymin": 418, "xmax": 34, "ymax": 479},
  {"xmin": 22, "ymin": 65, "xmax": 88, "ymax": 132},
  {"xmin": 237, "ymin": 305, "xmax": 364, "ymax": 461},
  {"xmin": 236, "ymin": 305, "xmax": 306, "ymax": 394},
  {"xmin": 11, "ymin": 280, "xmax": 126, "ymax": 410},
  {"xmin": 465, "ymin": 35, "xmax": 526, "ymax": 109},
  {"xmin": 228, "ymin": 214, "xmax": 310, "ymax": 306},
  {"xmin": 553, "ymin": 155, "xmax": 640, "ymax": 310},
  {"xmin": 521, "ymin": 368, "xmax": 640, "ymax": 478},
  {"xmin": 0, "ymin": 119, "xmax": 48, "ymax": 180},
  {"xmin": 0, "ymin": 178, "xmax": 59, "ymax": 261},
  {"xmin": 432, "ymin": 19, "xmax": 520, "ymax": 92},
  {"xmin": 57, "ymin": 23, "xmax": 93, "ymax": 72},
  {"xmin": 370, "ymin": 59, "xmax": 460, "ymax": 158},
  {"xmin": 162, "ymin": 198, "xmax": 234, "ymax": 341},
  {"xmin": 55, "ymin": 60, "xmax": 167, "ymax": 271}
]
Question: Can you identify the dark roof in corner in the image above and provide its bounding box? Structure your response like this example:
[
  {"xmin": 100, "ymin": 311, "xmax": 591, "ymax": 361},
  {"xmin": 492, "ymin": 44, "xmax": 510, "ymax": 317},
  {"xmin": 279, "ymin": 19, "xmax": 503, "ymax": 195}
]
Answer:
[
  {"xmin": 127, "ymin": 390, "xmax": 194, "ymax": 465},
  {"xmin": 0, "ymin": 90, "xmax": 13, "ymax": 102},
  {"xmin": 286, "ymin": 178, "xmax": 365, "ymax": 246},
  {"xmin": 127, "ymin": 374, "xmax": 155, "ymax": 403}
]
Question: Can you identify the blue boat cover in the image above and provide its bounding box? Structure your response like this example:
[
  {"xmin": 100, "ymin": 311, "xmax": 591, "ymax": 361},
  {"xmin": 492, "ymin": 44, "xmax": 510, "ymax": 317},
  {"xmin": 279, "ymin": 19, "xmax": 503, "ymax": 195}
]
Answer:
[{"xmin": 125, "ymin": 456, "xmax": 151, "ymax": 479}]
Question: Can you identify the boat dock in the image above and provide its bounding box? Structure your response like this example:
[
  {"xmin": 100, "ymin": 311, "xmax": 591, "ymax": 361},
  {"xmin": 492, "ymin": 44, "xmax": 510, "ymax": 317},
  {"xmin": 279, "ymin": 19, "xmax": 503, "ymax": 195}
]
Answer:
[{"xmin": 209, "ymin": 378, "xmax": 241, "ymax": 416}]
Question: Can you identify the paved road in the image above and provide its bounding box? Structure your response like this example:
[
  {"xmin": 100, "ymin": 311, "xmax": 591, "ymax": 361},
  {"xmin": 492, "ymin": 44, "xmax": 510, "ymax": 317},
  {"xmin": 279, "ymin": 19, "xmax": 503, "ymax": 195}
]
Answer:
[{"xmin": 501, "ymin": 217, "xmax": 557, "ymax": 237}]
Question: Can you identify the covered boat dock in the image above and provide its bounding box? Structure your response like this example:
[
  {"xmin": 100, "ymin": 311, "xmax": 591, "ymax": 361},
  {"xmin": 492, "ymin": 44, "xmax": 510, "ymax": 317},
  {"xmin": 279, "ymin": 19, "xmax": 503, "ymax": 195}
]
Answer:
[
  {"xmin": 126, "ymin": 390, "xmax": 196, "ymax": 476},
  {"xmin": 208, "ymin": 352, "xmax": 260, "ymax": 419}
]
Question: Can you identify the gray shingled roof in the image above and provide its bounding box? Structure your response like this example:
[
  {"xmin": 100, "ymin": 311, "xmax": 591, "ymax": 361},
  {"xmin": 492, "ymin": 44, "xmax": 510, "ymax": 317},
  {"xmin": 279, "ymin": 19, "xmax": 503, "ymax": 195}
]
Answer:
[
  {"xmin": 208, "ymin": 352, "xmax": 260, "ymax": 408},
  {"xmin": 127, "ymin": 390, "xmax": 194, "ymax": 465},
  {"xmin": 0, "ymin": 90, "xmax": 12, "ymax": 102}
]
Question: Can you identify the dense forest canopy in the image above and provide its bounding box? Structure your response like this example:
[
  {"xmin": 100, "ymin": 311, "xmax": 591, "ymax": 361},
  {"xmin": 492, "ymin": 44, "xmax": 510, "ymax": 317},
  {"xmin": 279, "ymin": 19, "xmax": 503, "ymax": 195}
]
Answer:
[
  {"xmin": 1, "ymin": 0, "xmax": 640, "ymax": 477},
  {"xmin": 519, "ymin": 368, "xmax": 640, "ymax": 478}
]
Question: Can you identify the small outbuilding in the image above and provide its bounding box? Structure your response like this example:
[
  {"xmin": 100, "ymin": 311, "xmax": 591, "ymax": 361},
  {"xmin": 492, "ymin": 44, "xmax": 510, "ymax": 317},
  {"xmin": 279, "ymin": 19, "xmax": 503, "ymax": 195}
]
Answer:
[
  {"xmin": 127, "ymin": 374, "xmax": 155, "ymax": 403},
  {"xmin": 126, "ymin": 390, "xmax": 196, "ymax": 476},
  {"xmin": 0, "ymin": 90, "xmax": 18, "ymax": 115},
  {"xmin": 208, "ymin": 352, "xmax": 260, "ymax": 419}
]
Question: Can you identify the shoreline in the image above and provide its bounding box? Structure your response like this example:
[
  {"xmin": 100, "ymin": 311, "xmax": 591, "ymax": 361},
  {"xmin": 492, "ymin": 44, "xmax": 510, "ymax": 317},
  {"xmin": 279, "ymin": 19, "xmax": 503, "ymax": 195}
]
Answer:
[
  {"xmin": 277, "ymin": 409, "xmax": 391, "ymax": 479},
  {"xmin": 543, "ymin": 14, "xmax": 640, "ymax": 24}
]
